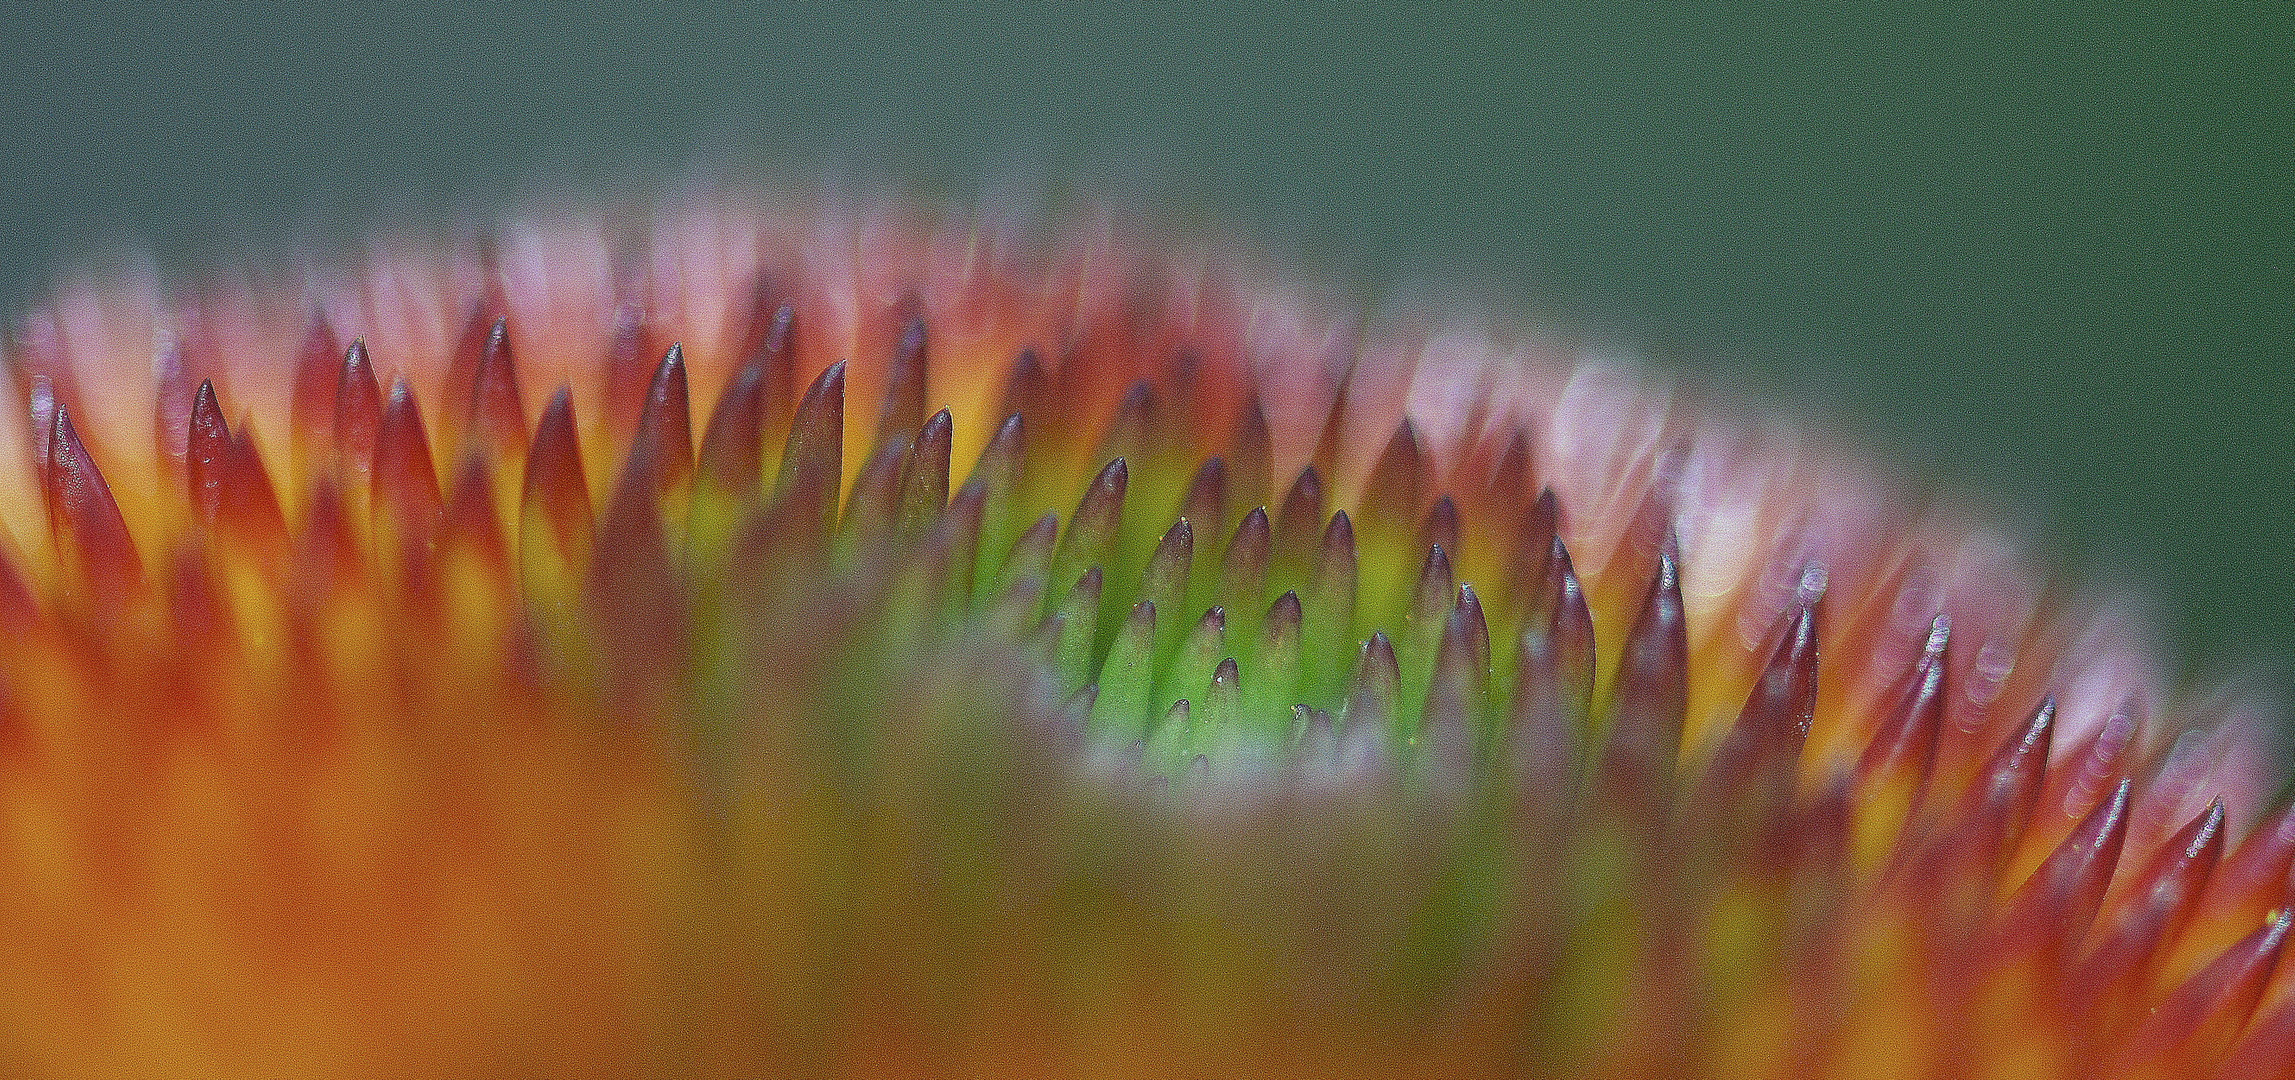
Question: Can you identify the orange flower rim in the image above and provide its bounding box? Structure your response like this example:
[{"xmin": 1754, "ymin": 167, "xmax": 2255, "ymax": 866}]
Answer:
[{"xmin": 0, "ymin": 194, "xmax": 2285, "ymax": 1078}]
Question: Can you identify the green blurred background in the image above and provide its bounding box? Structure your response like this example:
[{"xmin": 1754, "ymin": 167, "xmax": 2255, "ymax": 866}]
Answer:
[{"xmin": 1, "ymin": 7, "xmax": 2288, "ymax": 704}]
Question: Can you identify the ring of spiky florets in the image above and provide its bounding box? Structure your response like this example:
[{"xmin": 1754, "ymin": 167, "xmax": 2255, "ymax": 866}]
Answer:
[{"xmin": 0, "ymin": 195, "xmax": 2289, "ymax": 1078}]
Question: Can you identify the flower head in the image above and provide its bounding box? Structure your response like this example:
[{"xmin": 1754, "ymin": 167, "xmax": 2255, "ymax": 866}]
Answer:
[{"xmin": 1, "ymin": 193, "xmax": 2288, "ymax": 1078}]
